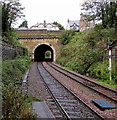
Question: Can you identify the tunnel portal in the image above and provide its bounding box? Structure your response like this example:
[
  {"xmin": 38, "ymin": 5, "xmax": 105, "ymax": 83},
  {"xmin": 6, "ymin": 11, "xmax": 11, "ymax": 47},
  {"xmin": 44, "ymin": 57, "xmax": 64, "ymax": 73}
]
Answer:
[{"xmin": 34, "ymin": 44, "xmax": 54, "ymax": 62}]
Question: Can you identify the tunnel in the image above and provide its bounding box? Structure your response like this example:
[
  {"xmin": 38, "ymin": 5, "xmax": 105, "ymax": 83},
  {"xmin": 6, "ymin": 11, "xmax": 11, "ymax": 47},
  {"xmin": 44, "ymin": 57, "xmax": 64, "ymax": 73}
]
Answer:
[{"xmin": 34, "ymin": 44, "xmax": 54, "ymax": 62}]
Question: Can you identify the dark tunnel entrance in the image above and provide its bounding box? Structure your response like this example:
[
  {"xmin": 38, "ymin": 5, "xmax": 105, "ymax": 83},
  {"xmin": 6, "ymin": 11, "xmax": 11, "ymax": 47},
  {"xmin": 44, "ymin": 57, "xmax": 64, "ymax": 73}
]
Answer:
[{"xmin": 34, "ymin": 44, "xmax": 54, "ymax": 62}]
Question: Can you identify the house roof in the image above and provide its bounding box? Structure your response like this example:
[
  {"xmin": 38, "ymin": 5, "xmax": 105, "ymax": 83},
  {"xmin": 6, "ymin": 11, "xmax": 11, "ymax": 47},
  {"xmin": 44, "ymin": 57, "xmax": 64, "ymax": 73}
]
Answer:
[
  {"xmin": 30, "ymin": 21, "xmax": 59, "ymax": 30},
  {"xmin": 17, "ymin": 27, "xmax": 28, "ymax": 30},
  {"xmin": 68, "ymin": 20, "xmax": 79, "ymax": 27}
]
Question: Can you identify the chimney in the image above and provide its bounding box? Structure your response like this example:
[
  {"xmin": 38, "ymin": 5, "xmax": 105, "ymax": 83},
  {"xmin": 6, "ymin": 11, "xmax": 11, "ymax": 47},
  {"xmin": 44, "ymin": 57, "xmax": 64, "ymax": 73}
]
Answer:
[{"xmin": 44, "ymin": 20, "xmax": 46, "ymax": 27}]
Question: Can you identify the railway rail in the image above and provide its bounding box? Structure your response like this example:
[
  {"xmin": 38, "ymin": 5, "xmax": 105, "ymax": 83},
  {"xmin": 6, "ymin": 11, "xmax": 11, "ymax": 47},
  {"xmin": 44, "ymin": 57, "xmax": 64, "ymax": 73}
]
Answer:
[
  {"xmin": 37, "ymin": 62, "xmax": 104, "ymax": 119},
  {"xmin": 47, "ymin": 62, "xmax": 117, "ymax": 103}
]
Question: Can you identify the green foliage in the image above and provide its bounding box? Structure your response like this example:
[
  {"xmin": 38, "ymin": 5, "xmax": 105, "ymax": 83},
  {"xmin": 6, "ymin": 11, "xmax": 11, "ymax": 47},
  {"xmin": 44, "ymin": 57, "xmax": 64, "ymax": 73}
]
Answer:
[
  {"xmin": 16, "ymin": 42, "xmax": 28, "ymax": 56},
  {"xmin": 45, "ymin": 51, "xmax": 51, "ymax": 58},
  {"xmin": 2, "ymin": 0, "xmax": 25, "ymax": 46},
  {"xmin": 56, "ymin": 26, "xmax": 117, "ymax": 87},
  {"xmin": 2, "ymin": 0, "xmax": 24, "ymax": 32},
  {"xmin": 56, "ymin": 56, "xmax": 68, "ymax": 66},
  {"xmin": 60, "ymin": 30, "xmax": 76, "ymax": 45},
  {"xmin": 32, "ymin": 96, "xmax": 42, "ymax": 102},
  {"xmin": 2, "ymin": 2, "xmax": 9, "ymax": 33},
  {"xmin": 88, "ymin": 61, "xmax": 109, "ymax": 80},
  {"xmin": 2, "ymin": 29, "xmax": 28, "ymax": 57},
  {"xmin": 2, "ymin": 56, "xmax": 31, "ymax": 82},
  {"xmin": 101, "ymin": 27, "xmax": 117, "ymax": 42},
  {"xmin": 3, "ymin": 29, "xmax": 18, "ymax": 45},
  {"xmin": 88, "ymin": 60, "xmax": 117, "ymax": 87},
  {"xmin": 81, "ymin": 0, "xmax": 117, "ymax": 29},
  {"xmin": 2, "ymin": 57, "xmax": 36, "ymax": 119},
  {"xmin": 19, "ymin": 20, "xmax": 28, "ymax": 28},
  {"xmin": 53, "ymin": 21, "xmax": 65, "ymax": 30}
]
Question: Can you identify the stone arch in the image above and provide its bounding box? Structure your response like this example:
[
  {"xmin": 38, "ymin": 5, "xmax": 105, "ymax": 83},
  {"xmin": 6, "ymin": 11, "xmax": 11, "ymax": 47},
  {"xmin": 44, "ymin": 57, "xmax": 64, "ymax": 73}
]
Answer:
[{"xmin": 33, "ymin": 43, "xmax": 56, "ymax": 62}]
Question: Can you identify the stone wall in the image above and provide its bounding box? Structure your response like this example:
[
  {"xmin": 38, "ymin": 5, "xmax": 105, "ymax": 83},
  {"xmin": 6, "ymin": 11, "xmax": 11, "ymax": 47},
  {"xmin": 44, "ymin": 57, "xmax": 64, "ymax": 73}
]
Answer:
[
  {"xmin": 18, "ymin": 38, "xmax": 61, "ymax": 61},
  {"xmin": 16, "ymin": 30, "xmax": 62, "ymax": 39},
  {"xmin": 17, "ymin": 30, "xmax": 62, "ymax": 61},
  {"xmin": 2, "ymin": 41, "xmax": 25, "ymax": 60}
]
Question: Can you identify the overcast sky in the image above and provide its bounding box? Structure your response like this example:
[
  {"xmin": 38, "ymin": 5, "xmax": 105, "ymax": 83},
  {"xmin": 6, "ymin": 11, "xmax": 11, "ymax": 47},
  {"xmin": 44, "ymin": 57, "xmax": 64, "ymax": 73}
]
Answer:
[{"xmin": 16, "ymin": 0, "xmax": 85, "ymax": 29}]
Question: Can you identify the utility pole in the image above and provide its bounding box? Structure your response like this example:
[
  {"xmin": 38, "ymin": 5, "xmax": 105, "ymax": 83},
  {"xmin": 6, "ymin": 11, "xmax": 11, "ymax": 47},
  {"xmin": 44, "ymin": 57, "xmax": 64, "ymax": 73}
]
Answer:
[{"xmin": 108, "ymin": 42, "xmax": 113, "ymax": 81}]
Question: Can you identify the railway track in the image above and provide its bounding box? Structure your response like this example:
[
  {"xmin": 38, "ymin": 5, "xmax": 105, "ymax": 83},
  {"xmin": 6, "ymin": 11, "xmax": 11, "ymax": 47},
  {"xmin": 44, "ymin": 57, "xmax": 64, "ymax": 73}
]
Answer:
[
  {"xmin": 37, "ymin": 62, "xmax": 104, "ymax": 119},
  {"xmin": 47, "ymin": 62, "xmax": 117, "ymax": 103}
]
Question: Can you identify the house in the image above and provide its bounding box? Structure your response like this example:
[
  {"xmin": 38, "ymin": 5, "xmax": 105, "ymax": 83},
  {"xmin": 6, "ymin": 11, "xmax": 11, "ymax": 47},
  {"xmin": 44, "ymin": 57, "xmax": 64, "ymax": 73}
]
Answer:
[
  {"xmin": 79, "ymin": 14, "xmax": 95, "ymax": 31},
  {"xmin": 66, "ymin": 19, "xmax": 79, "ymax": 31},
  {"xmin": 30, "ymin": 20, "xmax": 59, "ymax": 30}
]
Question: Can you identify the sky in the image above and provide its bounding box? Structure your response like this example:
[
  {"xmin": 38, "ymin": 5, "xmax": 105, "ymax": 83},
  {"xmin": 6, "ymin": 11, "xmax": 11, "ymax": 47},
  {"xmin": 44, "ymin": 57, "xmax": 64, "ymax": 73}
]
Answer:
[{"xmin": 16, "ymin": 0, "xmax": 85, "ymax": 29}]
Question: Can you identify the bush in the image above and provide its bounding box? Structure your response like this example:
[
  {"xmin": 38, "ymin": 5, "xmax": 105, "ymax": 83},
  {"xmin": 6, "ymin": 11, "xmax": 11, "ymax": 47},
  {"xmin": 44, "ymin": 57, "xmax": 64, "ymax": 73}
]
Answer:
[
  {"xmin": 56, "ymin": 26, "xmax": 117, "ymax": 87},
  {"xmin": 2, "ymin": 57, "xmax": 36, "ymax": 119},
  {"xmin": 60, "ymin": 30, "xmax": 76, "ymax": 45},
  {"xmin": 88, "ymin": 61, "xmax": 109, "ymax": 80},
  {"xmin": 3, "ymin": 30, "xmax": 18, "ymax": 45},
  {"xmin": 88, "ymin": 60, "xmax": 116, "ymax": 78}
]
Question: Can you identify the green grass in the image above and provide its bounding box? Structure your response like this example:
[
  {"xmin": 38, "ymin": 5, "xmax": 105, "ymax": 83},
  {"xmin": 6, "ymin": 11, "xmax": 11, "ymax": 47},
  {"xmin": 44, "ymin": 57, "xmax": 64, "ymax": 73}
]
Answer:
[
  {"xmin": 32, "ymin": 96, "xmax": 42, "ymax": 102},
  {"xmin": 2, "ymin": 56, "xmax": 37, "ymax": 119},
  {"xmin": 96, "ymin": 79, "xmax": 117, "ymax": 88}
]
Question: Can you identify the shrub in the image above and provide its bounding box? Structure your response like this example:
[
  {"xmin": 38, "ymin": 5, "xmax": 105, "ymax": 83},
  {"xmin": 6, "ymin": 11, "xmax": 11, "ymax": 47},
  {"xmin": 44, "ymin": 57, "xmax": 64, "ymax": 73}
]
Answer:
[
  {"xmin": 56, "ymin": 26, "xmax": 117, "ymax": 87},
  {"xmin": 2, "ymin": 57, "xmax": 36, "ymax": 119},
  {"xmin": 60, "ymin": 30, "xmax": 76, "ymax": 45},
  {"xmin": 88, "ymin": 60, "xmax": 117, "ymax": 86}
]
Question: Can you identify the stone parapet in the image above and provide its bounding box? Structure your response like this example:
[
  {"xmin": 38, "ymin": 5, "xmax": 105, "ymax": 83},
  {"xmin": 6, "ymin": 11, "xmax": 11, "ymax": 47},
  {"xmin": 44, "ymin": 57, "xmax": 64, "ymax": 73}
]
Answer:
[{"xmin": 16, "ymin": 30, "xmax": 63, "ymax": 39}]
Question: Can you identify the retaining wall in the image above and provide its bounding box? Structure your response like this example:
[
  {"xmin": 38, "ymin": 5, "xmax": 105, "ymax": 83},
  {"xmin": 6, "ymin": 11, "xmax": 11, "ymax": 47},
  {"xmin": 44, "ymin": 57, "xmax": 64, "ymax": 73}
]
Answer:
[{"xmin": 2, "ymin": 41, "xmax": 25, "ymax": 60}]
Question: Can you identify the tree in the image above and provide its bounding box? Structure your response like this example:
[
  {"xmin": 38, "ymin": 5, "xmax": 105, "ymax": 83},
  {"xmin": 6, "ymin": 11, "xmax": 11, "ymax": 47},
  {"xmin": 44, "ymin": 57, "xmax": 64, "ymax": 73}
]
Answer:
[
  {"xmin": 2, "ymin": 2, "xmax": 10, "ymax": 33},
  {"xmin": 2, "ymin": 0, "xmax": 25, "ymax": 44},
  {"xmin": 81, "ymin": 0, "xmax": 117, "ymax": 28},
  {"xmin": 60, "ymin": 30, "xmax": 76, "ymax": 45},
  {"xmin": 19, "ymin": 20, "xmax": 28, "ymax": 28},
  {"xmin": 53, "ymin": 21, "xmax": 65, "ymax": 30},
  {"xmin": 2, "ymin": 0, "xmax": 25, "ymax": 32}
]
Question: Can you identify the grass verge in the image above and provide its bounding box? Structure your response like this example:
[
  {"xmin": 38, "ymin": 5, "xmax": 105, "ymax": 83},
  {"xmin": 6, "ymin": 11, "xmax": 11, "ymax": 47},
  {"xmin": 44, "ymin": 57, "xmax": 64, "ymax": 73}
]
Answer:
[{"xmin": 2, "ymin": 56, "xmax": 37, "ymax": 119}]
